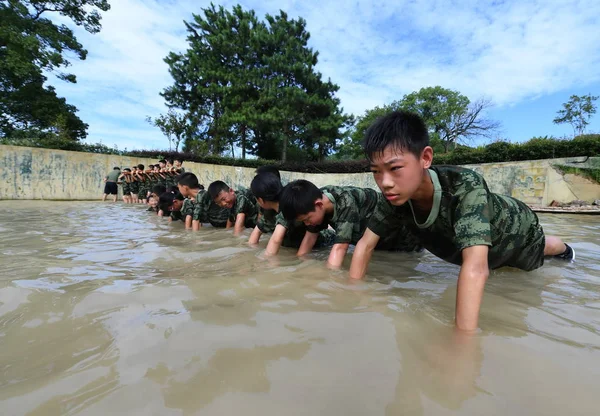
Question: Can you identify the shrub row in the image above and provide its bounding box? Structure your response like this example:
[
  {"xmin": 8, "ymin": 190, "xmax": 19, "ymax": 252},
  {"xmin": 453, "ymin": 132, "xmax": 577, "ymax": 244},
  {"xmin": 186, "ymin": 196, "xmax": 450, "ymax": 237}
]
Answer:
[{"xmin": 3, "ymin": 134, "xmax": 599, "ymax": 173}]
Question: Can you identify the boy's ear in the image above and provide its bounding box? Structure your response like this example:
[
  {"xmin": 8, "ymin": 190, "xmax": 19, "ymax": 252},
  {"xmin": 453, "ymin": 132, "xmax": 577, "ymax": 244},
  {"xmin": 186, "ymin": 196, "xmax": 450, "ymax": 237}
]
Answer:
[
  {"xmin": 421, "ymin": 146, "xmax": 433, "ymax": 169},
  {"xmin": 314, "ymin": 199, "xmax": 324, "ymax": 210}
]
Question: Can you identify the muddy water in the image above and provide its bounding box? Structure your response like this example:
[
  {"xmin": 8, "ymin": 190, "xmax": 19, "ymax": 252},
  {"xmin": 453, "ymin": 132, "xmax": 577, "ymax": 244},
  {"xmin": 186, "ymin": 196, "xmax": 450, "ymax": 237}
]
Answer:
[{"xmin": 0, "ymin": 201, "xmax": 598, "ymax": 416}]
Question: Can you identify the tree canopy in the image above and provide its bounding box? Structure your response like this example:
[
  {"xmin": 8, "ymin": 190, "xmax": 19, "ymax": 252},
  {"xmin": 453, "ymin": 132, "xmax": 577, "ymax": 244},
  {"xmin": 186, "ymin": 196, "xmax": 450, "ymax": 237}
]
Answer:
[
  {"xmin": 553, "ymin": 94, "xmax": 598, "ymax": 136},
  {"xmin": 0, "ymin": 0, "xmax": 110, "ymax": 144},
  {"xmin": 161, "ymin": 4, "xmax": 350, "ymax": 161},
  {"xmin": 335, "ymin": 86, "xmax": 501, "ymax": 159}
]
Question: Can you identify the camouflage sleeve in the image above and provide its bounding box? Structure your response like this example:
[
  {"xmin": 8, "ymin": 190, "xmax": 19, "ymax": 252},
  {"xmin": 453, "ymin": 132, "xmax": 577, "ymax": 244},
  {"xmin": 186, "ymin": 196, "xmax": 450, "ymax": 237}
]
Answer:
[
  {"xmin": 453, "ymin": 189, "xmax": 492, "ymax": 250},
  {"xmin": 367, "ymin": 200, "xmax": 399, "ymax": 237},
  {"xmin": 182, "ymin": 199, "xmax": 194, "ymax": 217},
  {"xmin": 275, "ymin": 212, "xmax": 292, "ymax": 229},
  {"xmin": 192, "ymin": 198, "xmax": 205, "ymax": 222},
  {"xmin": 329, "ymin": 194, "xmax": 360, "ymax": 244}
]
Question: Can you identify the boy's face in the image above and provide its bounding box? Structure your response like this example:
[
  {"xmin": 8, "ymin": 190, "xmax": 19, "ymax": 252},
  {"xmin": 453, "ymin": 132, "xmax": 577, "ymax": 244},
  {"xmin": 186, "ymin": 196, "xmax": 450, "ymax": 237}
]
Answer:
[
  {"xmin": 296, "ymin": 200, "xmax": 326, "ymax": 227},
  {"xmin": 177, "ymin": 184, "xmax": 190, "ymax": 197},
  {"xmin": 174, "ymin": 160, "xmax": 181, "ymax": 167},
  {"xmin": 159, "ymin": 162, "xmax": 165, "ymax": 168},
  {"xmin": 171, "ymin": 199, "xmax": 183, "ymax": 211},
  {"xmin": 214, "ymin": 189, "xmax": 236, "ymax": 209},
  {"xmin": 149, "ymin": 197, "xmax": 158, "ymax": 208},
  {"xmin": 370, "ymin": 145, "xmax": 433, "ymax": 206}
]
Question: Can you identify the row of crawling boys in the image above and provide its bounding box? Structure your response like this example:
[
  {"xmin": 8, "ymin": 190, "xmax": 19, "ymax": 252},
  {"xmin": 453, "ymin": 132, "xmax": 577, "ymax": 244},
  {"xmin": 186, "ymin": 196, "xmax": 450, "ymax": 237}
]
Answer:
[{"xmin": 103, "ymin": 111, "xmax": 575, "ymax": 332}]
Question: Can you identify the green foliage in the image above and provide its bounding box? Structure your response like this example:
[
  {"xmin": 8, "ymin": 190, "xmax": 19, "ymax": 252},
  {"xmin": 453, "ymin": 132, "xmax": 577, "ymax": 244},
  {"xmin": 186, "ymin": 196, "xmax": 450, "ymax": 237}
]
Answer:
[
  {"xmin": 146, "ymin": 110, "xmax": 190, "ymax": 153},
  {"xmin": 553, "ymin": 164, "xmax": 600, "ymax": 184},
  {"xmin": 4, "ymin": 134, "xmax": 600, "ymax": 173},
  {"xmin": 161, "ymin": 4, "xmax": 351, "ymax": 161},
  {"xmin": 553, "ymin": 94, "xmax": 598, "ymax": 136},
  {"xmin": 336, "ymin": 86, "xmax": 500, "ymax": 158},
  {"xmin": 0, "ymin": 0, "xmax": 110, "ymax": 143}
]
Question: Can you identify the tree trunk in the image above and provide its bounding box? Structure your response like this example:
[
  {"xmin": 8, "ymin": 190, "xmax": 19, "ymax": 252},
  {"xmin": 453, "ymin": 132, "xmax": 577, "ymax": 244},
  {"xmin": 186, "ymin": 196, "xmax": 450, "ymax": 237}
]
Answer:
[
  {"xmin": 241, "ymin": 125, "xmax": 246, "ymax": 159},
  {"xmin": 282, "ymin": 125, "xmax": 289, "ymax": 162}
]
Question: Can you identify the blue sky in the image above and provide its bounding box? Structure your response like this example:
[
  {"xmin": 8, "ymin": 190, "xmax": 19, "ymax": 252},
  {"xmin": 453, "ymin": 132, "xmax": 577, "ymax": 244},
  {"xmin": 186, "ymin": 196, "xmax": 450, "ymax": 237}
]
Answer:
[{"xmin": 48, "ymin": 0, "xmax": 600, "ymax": 152}]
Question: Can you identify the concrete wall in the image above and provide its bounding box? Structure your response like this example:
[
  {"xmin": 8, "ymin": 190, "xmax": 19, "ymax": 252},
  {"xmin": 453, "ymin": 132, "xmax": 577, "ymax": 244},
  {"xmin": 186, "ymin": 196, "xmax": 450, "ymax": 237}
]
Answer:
[{"xmin": 1, "ymin": 145, "xmax": 599, "ymax": 205}]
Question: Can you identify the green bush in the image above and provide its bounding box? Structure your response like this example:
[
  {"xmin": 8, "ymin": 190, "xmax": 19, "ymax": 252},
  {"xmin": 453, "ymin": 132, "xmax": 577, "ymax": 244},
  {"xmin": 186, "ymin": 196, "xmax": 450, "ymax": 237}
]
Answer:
[{"xmin": 3, "ymin": 134, "xmax": 599, "ymax": 173}]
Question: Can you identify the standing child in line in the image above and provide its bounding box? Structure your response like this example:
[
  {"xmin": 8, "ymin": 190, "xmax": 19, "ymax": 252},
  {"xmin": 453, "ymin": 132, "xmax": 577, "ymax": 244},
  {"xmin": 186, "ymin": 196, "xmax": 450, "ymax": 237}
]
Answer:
[
  {"xmin": 275, "ymin": 180, "xmax": 422, "ymax": 267},
  {"xmin": 119, "ymin": 168, "xmax": 132, "ymax": 204},
  {"xmin": 102, "ymin": 167, "xmax": 120, "ymax": 202},
  {"xmin": 208, "ymin": 180, "xmax": 260, "ymax": 235},
  {"xmin": 129, "ymin": 166, "xmax": 140, "ymax": 204},
  {"xmin": 349, "ymin": 110, "xmax": 574, "ymax": 331}
]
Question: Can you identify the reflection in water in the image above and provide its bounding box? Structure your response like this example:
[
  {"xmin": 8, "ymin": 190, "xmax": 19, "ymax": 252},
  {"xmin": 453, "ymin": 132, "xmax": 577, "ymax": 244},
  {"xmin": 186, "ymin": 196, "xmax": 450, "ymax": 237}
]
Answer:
[{"xmin": 0, "ymin": 201, "xmax": 599, "ymax": 415}]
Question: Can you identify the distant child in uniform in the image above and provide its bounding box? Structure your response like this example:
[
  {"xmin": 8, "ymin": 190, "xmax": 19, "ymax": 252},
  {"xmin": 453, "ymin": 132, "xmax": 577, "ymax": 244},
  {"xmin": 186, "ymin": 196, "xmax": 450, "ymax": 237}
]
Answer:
[
  {"xmin": 350, "ymin": 110, "xmax": 575, "ymax": 331},
  {"xmin": 177, "ymin": 173, "xmax": 229, "ymax": 230},
  {"xmin": 119, "ymin": 168, "xmax": 132, "ymax": 203}
]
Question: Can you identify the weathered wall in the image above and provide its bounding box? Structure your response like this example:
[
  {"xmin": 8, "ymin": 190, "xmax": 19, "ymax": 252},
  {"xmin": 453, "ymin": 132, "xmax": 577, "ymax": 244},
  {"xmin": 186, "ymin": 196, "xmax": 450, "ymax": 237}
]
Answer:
[{"xmin": 1, "ymin": 145, "xmax": 599, "ymax": 205}]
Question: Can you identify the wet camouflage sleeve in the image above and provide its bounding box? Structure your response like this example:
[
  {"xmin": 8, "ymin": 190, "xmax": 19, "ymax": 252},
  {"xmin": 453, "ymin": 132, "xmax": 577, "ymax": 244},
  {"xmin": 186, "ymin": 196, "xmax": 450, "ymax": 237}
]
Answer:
[
  {"xmin": 327, "ymin": 193, "xmax": 360, "ymax": 244},
  {"xmin": 257, "ymin": 208, "xmax": 278, "ymax": 234},
  {"xmin": 182, "ymin": 198, "xmax": 194, "ymax": 218},
  {"xmin": 453, "ymin": 189, "xmax": 492, "ymax": 250},
  {"xmin": 192, "ymin": 192, "xmax": 208, "ymax": 222}
]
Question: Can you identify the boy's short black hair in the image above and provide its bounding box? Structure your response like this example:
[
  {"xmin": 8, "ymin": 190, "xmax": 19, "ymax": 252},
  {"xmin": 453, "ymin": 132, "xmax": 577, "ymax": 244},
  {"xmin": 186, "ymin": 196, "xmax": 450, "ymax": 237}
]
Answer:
[
  {"xmin": 279, "ymin": 180, "xmax": 323, "ymax": 221},
  {"xmin": 158, "ymin": 191, "xmax": 185, "ymax": 212},
  {"xmin": 251, "ymin": 173, "xmax": 282, "ymax": 202},
  {"xmin": 137, "ymin": 164, "xmax": 144, "ymax": 170},
  {"xmin": 167, "ymin": 185, "xmax": 179, "ymax": 194},
  {"xmin": 123, "ymin": 168, "xmax": 131, "ymax": 172},
  {"xmin": 363, "ymin": 110, "xmax": 430, "ymax": 160},
  {"xmin": 208, "ymin": 180, "xmax": 230, "ymax": 200},
  {"xmin": 255, "ymin": 165, "xmax": 281, "ymax": 180},
  {"xmin": 152, "ymin": 185, "xmax": 167, "ymax": 196},
  {"xmin": 174, "ymin": 157, "xmax": 184, "ymax": 163},
  {"xmin": 158, "ymin": 159, "xmax": 166, "ymax": 164},
  {"xmin": 199, "ymin": 184, "xmax": 205, "ymax": 190},
  {"xmin": 176, "ymin": 172, "xmax": 200, "ymax": 188},
  {"xmin": 113, "ymin": 167, "xmax": 120, "ymax": 170},
  {"xmin": 167, "ymin": 158, "xmax": 174, "ymax": 165}
]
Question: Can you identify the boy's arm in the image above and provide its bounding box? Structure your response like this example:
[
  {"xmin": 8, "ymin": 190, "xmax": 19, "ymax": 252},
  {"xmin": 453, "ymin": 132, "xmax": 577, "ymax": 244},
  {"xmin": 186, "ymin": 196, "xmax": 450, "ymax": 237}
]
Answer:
[
  {"xmin": 297, "ymin": 231, "xmax": 319, "ymax": 257},
  {"xmin": 350, "ymin": 227, "xmax": 380, "ymax": 279},
  {"xmin": 185, "ymin": 215, "xmax": 193, "ymax": 229},
  {"xmin": 248, "ymin": 226, "xmax": 263, "ymax": 245},
  {"xmin": 192, "ymin": 219, "xmax": 202, "ymax": 231},
  {"xmin": 326, "ymin": 243, "xmax": 350, "ymax": 268},
  {"xmin": 265, "ymin": 224, "xmax": 287, "ymax": 255},
  {"xmin": 456, "ymin": 245, "xmax": 489, "ymax": 332},
  {"xmin": 226, "ymin": 218, "xmax": 234, "ymax": 229},
  {"xmin": 233, "ymin": 213, "xmax": 246, "ymax": 235},
  {"xmin": 349, "ymin": 228, "xmax": 380, "ymax": 279}
]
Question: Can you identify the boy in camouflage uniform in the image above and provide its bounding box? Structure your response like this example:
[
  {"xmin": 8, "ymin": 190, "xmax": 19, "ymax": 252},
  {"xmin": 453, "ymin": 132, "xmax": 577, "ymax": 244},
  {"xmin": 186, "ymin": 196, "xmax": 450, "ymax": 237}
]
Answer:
[
  {"xmin": 208, "ymin": 180, "xmax": 260, "ymax": 235},
  {"xmin": 277, "ymin": 180, "xmax": 422, "ymax": 268},
  {"xmin": 249, "ymin": 172, "xmax": 336, "ymax": 248},
  {"xmin": 177, "ymin": 173, "xmax": 229, "ymax": 230},
  {"xmin": 119, "ymin": 168, "xmax": 132, "ymax": 203},
  {"xmin": 350, "ymin": 110, "xmax": 574, "ymax": 331}
]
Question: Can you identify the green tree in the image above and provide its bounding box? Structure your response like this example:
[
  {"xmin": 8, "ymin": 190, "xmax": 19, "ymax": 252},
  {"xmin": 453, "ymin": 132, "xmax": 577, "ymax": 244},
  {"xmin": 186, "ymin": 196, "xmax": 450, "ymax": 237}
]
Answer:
[
  {"xmin": 162, "ymin": 4, "xmax": 349, "ymax": 161},
  {"xmin": 146, "ymin": 110, "xmax": 190, "ymax": 152},
  {"xmin": 0, "ymin": 1, "xmax": 110, "ymax": 144},
  {"xmin": 553, "ymin": 94, "xmax": 599, "ymax": 136},
  {"xmin": 400, "ymin": 86, "xmax": 500, "ymax": 152}
]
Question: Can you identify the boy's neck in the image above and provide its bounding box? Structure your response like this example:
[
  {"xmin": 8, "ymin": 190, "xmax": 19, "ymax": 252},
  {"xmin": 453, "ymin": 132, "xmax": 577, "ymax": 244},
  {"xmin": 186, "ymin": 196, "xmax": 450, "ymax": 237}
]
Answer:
[
  {"xmin": 191, "ymin": 188, "xmax": 201, "ymax": 199},
  {"xmin": 410, "ymin": 168, "xmax": 434, "ymax": 212},
  {"xmin": 322, "ymin": 194, "xmax": 334, "ymax": 215}
]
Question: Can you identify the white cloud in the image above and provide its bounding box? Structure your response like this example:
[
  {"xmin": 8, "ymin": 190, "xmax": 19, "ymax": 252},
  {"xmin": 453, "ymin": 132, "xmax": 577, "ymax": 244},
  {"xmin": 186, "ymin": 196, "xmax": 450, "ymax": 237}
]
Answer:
[{"xmin": 47, "ymin": 0, "xmax": 600, "ymax": 149}]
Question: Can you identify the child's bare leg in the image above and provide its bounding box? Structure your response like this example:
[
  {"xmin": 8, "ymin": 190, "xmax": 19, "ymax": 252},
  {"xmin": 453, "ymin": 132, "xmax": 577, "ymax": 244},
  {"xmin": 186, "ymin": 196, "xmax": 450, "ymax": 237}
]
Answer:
[{"xmin": 544, "ymin": 236, "xmax": 567, "ymax": 256}]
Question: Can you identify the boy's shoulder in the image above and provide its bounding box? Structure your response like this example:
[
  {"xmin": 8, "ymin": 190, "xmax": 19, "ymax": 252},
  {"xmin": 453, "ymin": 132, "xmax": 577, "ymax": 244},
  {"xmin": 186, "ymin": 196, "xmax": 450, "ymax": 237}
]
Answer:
[
  {"xmin": 431, "ymin": 165, "xmax": 488, "ymax": 195},
  {"xmin": 319, "ymin": 185, "xmax": 378, "ymax": 205}
]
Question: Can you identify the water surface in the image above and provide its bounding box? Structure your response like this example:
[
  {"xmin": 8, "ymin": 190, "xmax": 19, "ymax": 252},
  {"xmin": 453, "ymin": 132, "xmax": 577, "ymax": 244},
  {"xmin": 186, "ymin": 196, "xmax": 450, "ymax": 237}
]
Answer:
[{"xmin": 0, "ymin": 201, "xmax": 599, "ymax": 415}]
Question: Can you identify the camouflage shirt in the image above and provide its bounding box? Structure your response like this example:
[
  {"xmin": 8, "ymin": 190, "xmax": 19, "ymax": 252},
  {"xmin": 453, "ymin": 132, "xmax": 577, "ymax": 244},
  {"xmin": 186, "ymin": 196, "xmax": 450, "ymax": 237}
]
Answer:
[
  {"xmin": 367, "ymin": 165, "xmax": 545, "ymax": 269},
  {"xmin": 228, "ymin": 187, "xmax": 259, "ymax": 229},
  {"xmin": 170, "ymin": 210, "xmax": 184, "ymax": 222},
  {"xmin": 192, "ymin": 190, "xmax": 230, "ymax": 228},
  {"xmin": 181, "ymin": 198, "xmax": 194, "ymax": 218},
  {"xmin": 305, "ymin": 186, "xmax": 420, "ymax": 253}
]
